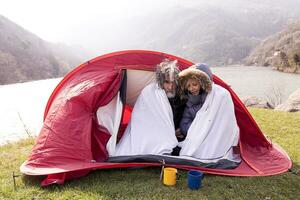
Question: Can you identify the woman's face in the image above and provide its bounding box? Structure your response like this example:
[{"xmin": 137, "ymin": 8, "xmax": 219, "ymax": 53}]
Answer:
[{"xmin": 186, "ymin": 78, "xmax": 201, "ymax": 96}]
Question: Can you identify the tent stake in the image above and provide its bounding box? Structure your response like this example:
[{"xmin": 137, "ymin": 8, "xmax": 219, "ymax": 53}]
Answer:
[
  {"xmin": 159, "ymin": 159, "xmax": 165, "ymax": 182},
  {"xmin": 13, "ymin": 171, "xmax": 21, "ymax": 191}
]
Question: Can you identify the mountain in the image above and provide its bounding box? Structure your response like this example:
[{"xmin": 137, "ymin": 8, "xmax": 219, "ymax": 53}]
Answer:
[
  {"xmin": 81, "ymin": 0, "xmax": 300, "ymax": 66},
  {"xmin": 0, "ymin": 15, "xmax": 91, "ymax": 84},
  {"xmin": 245, "ymin": 21, "xmax": 300, "ymax": 73},
  {"xmin": 2, "ymin": 0, "xmax": 300, "ymax": 83},
  {"xmin": 138, "ymin": 4, "xmax": 300, "ymax": 65}
]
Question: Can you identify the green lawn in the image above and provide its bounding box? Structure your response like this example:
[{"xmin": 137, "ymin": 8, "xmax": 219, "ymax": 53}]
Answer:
[{"xmin": 0, "ymin": 108, "xmax": 299, "ymax": 200}]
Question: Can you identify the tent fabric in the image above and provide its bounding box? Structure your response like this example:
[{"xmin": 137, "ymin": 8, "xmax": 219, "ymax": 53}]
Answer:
[
  {"xmin": 20, "ymin": 50, "xmax": 292, "ymax": 186},
  {"xmin": 179, "ymin": 84, "xmax": 240, "ymax": 163},
  {"xmin": 108, "ymin": 155, "xmax": 240, "ymax": 169}
]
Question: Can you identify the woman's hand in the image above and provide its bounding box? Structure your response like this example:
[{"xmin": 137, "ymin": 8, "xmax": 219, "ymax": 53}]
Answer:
[{"xmin": 175, "ymin": 128, "xmax": 184, "ymax": 138}]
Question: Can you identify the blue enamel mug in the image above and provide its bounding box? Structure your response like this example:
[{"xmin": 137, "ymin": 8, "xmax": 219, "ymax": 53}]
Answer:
[{"xmin": 187, "ymin": 170, "xmax": 204, "ymax": 190}]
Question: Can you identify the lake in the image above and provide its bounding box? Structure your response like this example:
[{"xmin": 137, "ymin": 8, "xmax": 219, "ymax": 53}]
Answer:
[
  {"xmin": 0, "ymin": 78, "xmax": 62, "ymax": 145},
  {"xmin": 212, "ymin": 66, "xmax": 300, "ymax": 101},
  {"xmin": 0, "ymin": 66, "xmax": 299, "ymax": 145}
]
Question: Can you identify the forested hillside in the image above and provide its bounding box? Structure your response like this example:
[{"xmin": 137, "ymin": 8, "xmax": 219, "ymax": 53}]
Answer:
[
  {"xmin": 0, "ymin": 15, "xmax": 89, "ymax": 84},
  {"xmin": 245, "ymin": 21, "xmax": 300, "ymax": 73}
]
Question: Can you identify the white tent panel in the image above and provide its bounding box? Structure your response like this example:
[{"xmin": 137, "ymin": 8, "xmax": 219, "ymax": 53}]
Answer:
[
  {"xmin": 97, "ymin": 92, "xmax": 123, "ymax": 156},
  {"xmin": 126, "ymin": 70, "xmax": 155, "ymax": 106}
]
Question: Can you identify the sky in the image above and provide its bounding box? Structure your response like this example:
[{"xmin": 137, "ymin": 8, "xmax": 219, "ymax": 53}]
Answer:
[
  {"xmin": 1, "ymin": 0, "xmax": 299, "ymax": 54},
  {"xmin": 0, "ymin": 0, "xmax": 191, "ymax": 44},
  {"xmin": 0, "ymin": 0, "xmax": 215, "ymax": 56}
]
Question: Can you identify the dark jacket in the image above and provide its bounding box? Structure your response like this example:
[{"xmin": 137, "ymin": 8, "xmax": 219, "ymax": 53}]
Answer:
[
  {"xmin": 178, "ymin": 64, "xmax": 213, "ymax": 137},
  {"xmin": 179, "ymin": 92, "xmax": 207, "ymax": 136},
  {"xmin": 168, "ymin": 96, "xmax": 186, "ymax": 130}
]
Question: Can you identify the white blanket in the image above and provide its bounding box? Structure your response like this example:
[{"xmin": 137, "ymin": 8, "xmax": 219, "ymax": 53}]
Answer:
[
  {"xmin": 113, "ymin": 83, "xmax": 178, "ymax": 156},
  {"xmin": 113, "ymin": 83, "xmax": 240, "ymax": 164},
  {"xmin": 179, "ymin": 84, "xmax": 240, "ymax": 163}
]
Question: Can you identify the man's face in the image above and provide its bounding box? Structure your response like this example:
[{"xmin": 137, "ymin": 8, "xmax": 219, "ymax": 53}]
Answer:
[{"xmin": 163, "ymin": 78, "xmax": 176, "ymax": 98}]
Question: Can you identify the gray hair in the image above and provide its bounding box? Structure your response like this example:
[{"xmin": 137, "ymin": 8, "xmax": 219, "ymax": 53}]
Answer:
[{"xmin": 156, "ymin": 59, "xmax": 180, "ymax": 89}]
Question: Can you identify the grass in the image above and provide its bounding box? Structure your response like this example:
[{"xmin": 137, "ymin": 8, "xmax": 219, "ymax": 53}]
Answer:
[{"xmin": 0, "ymin": 108, "xmax": 299, "ymax": 200}]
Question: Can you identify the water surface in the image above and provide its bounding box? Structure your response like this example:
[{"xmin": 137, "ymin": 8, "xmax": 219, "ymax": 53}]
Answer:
[
  {"xmin": 212, "ymin": 66, "xmax": 300, "ymax": 100},
  {"xmin": 0, "ymin": 78, "xmax": 61, "ymax": 144}
]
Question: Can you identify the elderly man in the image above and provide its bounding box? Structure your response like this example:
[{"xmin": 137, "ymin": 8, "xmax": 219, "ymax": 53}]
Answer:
[
  {"xmin": 156, "ymin": 60, "xmax": 187, "ymax": 140},
  {"xmin": 113, "ymin": 60, "xmax": 185, "ymax": 156}
]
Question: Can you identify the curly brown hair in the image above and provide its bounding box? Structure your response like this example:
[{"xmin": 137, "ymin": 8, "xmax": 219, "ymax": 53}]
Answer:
[{"xmin": 178, "ymin": 67, "xmax": 212, "ymax": 99}]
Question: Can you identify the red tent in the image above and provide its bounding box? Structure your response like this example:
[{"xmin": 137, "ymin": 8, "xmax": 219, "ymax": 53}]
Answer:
[{"xmin": 20, "ymin": 50, "xmax": 292, "ymax": 186}]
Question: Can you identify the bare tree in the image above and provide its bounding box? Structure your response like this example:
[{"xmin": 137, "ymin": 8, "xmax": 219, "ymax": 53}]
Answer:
[
  {"xmin": 265, "ymin": 84, "xmax": 285, "ymax": 107},
  {"xmin": 17, "ymin": 112, "xmax": 32, "ymax": 138}
]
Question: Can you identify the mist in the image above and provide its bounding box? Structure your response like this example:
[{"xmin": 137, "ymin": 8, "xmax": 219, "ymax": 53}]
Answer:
[
  {"xmin": 57, "ymin": 0, "xmax": 300, "ymax": 59},
  {"xmin": 1, "ymin": 0, "xmax": 300, "ymax": 62}
]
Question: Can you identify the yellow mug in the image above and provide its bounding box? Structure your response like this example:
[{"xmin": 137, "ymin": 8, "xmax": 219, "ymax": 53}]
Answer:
[{"xmin": 163, "ymin": 167, "xmax": 178, "ymax": 186}]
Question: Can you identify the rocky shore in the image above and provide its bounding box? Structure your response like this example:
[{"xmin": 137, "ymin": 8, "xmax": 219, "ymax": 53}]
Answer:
[{"xmin": 241, "ymin": 88, "xmax": 300, "ymax": 112}]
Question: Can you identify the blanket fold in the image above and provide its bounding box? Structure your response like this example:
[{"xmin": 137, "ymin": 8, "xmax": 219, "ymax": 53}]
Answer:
[
  {"xmin": 113, "ymin": 83, "xmax": 240, "ymax": 165},
  {"xmin": 180, "ymin": 84, "xmax": 240, "ymax": 163}
]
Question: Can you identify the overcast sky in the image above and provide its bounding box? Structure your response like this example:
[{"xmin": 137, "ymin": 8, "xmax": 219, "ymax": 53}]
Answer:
[
  {"xmin": 0, "ymin": 0, "xmax": 193, "ymax": 43},
  {"xmin": 1, "ymin": 0, "xmax": 299, "ymax": 54}
]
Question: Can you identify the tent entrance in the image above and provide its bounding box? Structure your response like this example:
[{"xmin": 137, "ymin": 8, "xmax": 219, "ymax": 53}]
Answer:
[
  {"xmin": 97, "ymin": 69, "xmax": 240, "ymax": 169},
  {"xmin": 97, "ymin": 69, "xmax": 156, "ymax": 156}
]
